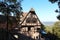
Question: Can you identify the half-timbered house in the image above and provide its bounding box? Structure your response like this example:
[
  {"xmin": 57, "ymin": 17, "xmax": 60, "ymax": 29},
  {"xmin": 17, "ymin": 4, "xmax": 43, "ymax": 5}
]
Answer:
[{"xmin": 19, "ymin": 8, "xmax": 44, "ymax": 39}]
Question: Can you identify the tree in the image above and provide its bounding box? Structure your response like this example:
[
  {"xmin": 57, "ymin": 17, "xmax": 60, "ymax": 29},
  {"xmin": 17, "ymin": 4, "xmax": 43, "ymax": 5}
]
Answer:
[
  {"xmin": 52, "ymin": 21, "xmax": 60, "ymax": 38},
  {"xmin": 0, "ymin": 0, "xmax": 23, "ymax": 40},
  {"xmin": 49, "ymin": 0, "xmax": 60, "ymax": 20},
  {"xmin": 44, "ymin": 26, "xmax": 53, "ymax": 33},
  {"xmin": 49, "ymin": 0, "xmax": 58, "ymax": 3},
  {"xmin": 0, "ymin": 0, "xmax": 23, "ymax": 27},
  {"xmin": 0, "ymin": 0, "xmax": 23, "ymax": 16}
]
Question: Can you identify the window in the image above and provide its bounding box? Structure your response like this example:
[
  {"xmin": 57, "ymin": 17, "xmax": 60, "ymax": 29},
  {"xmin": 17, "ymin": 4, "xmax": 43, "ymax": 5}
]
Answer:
[
  {"xmin": 31, "ymin": 18, "xmax": 37, "ymax": 23},
  {"xmin": 26, "ymin": 18, "xmax": 31, "ymax": 23},
  {"xmin": 26, "ymin": 17, "xmax": 37, "ymax": 23}
]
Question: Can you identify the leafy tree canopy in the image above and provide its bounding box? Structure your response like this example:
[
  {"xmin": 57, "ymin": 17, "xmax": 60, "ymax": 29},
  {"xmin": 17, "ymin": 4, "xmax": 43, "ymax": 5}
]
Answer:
[
  {"xmin": 53, "ymin": 21, "xmax": 60, "ymax": 38},
  {"xmin": 49, "ymin": 0, "xmax": 58, "ymax": 3},
  {"xmin": 0, "ymin": 0, "xmax": 23, "ymax": 16}
]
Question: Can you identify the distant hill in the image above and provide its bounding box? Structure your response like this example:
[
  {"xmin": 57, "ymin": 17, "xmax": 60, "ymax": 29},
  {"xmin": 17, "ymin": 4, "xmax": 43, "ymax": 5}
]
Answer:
[{"xmin": 42, "ymin": 22, "xmax": 55, "ymax": 26}]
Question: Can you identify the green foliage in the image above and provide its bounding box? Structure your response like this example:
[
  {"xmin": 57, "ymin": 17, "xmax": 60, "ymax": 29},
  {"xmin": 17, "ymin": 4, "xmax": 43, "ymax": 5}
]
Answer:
[
  {"xmin": 57, "ymin": 15, "xmax": 60, "ymax": 20},
  {"xmin": 45, "ymin": 21, "xmax": 60, "ymax": 39},
  {"xmin": 53, "ymin": 21, "xmax": 60, "ymax": 38},
  {"xmin": 8, "ymin": 0, "xmax": 17, "ymax": 3},
  {"xmin": 49, "ymin": 0, "xmax": 60, "ymax": 20},
  {"xmin": 0, "ymin": 0, "xmax": 23, "ymax": 16},
  {"xmin": 49, "ymin": 0, "xmax": 58, "ymax": 3},
  {"xmin": 0, "ymin": 0, "xmax": 23, "ymax": 27},
  {"xmin": 41, "ymin": 24, "xmax": 45, "ymax": 30},
  {"xmin": 44, "ymin": 26, "xmax": 53, "ymax": 33}
]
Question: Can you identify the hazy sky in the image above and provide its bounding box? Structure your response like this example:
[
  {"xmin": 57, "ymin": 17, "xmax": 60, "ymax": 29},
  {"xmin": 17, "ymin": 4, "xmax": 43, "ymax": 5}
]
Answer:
[{"xmin": 22, "ymin": 0, "xmax": 59, "ymax": 22}]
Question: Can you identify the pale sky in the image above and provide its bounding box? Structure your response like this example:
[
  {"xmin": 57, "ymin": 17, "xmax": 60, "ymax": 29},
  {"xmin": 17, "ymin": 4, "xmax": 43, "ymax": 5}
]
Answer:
[
  {"xmin": 0, "ymin": 0, "xmax": 59, "ymax": 22},
  {"xmin": 22, "ymin": 0, "xmax": 59, "ymax": 22}
]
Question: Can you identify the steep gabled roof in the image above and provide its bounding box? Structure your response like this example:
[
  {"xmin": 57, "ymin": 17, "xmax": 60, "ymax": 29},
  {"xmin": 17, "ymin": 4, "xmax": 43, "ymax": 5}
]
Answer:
[
  {"xmin": 20, "ymin": 8, "xmax": 43, "ymax": 26},
  {"xmin": 20, "ymin": 12, "xmax": 29, "ymax": 25}
]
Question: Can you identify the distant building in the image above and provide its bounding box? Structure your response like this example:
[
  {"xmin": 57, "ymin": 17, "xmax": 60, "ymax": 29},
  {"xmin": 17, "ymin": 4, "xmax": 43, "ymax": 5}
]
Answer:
[{"xmin": 19, "ymin": 8, "xmax": 44, "ymax": 39}]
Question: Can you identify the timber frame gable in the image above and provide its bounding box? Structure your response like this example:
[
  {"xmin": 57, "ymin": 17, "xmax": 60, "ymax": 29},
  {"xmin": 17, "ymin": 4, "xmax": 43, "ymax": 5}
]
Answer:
[{"xmin": 19, "ymin": 8, "xmax": 44, "ymax": 39}]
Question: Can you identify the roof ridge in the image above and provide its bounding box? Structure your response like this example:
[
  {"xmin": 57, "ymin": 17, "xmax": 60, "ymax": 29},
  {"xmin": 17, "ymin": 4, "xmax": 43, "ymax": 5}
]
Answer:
[{"xmin": 30, "ymin": 8, "xmax": 35, "ymax": 11}]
